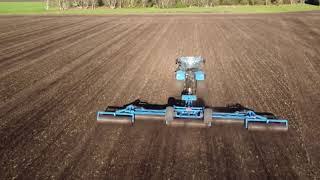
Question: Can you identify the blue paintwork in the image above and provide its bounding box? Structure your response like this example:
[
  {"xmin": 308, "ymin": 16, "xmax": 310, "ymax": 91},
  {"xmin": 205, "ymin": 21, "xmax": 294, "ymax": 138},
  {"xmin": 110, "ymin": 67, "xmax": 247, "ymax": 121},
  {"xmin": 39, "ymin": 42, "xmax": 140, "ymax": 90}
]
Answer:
[
  {"xmin": 176, "ymin": 70, "xmax": 185, "ymax": 80},
  {"xmin": 181, "ymin": 95, "xmax": 197, "ymax": 107},
  {"xmin": 174, "ymin": 106, "xmax": 203, "ymax": 119},
  {"xmin": 212, "ymin": 111, "xmax": 288, "ymax": 128},
  {"xmin": 181, "ymin": 95, "xmax": 197, "ymax": 101},
  {"xmin": 195, "ymin": 71, "xmax": 205, "ymax": 81},
  {"xmin": 97, "ymin": 105, "xmax": 288, "ymax": 129},
  {"xmin": 176, "ymin": 70, "xmax": 205, "ymax": 81}
]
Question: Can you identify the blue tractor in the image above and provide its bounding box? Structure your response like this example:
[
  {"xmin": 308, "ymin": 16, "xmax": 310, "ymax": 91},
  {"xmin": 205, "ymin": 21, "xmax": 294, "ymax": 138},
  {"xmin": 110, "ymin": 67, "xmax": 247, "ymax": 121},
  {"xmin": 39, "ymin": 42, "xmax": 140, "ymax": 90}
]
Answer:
[{"xmin": 97, "ymin": 56, "xmax": 288, "ymax": 131}]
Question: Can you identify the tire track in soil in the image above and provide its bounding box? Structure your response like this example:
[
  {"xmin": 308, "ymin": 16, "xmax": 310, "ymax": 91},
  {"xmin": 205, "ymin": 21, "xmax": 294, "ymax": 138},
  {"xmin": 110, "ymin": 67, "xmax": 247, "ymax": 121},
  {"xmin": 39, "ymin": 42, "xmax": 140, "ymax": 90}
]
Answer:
[
  {"xmin": 0, "ymin": 21, "xmax": 140, "ymax": 153},
  {"xmin": 0, "ymin": 22, "xmax": 146, "ymax": 150},
  {"xmin": 0, "ymin": 18, "xmax": 160, "ymax": 179},
  {"xmin": 56, "ymin": 16, "xmax": 175, "ymax": 179},
  {"xmin": 196, "ymin": 19, "xmax": 249, "ymax": 180},
  {"xmin": 25, "ymin": 20, "xmax": 161, "ymax": 178},
  {"xmin": 79, "ymin": 18, "xmax": 174, "ymax": 180},
  {"xmin": 0, "ymin": 18, "xmax": 89, "ymax": 47},
  {"xmin": 110, "ymin": 18, "xmax": 202, "ymax": 180},
  {"xmin": 0, "ymin": 22, "xmax": 131, "ymax": 153},
  {"xmin": 0, "ymin": 22, "xmax": 129, "ymax": 121},
  {"xmin": 196, "ymin": 17, "xmax": 309, "ymax": 179},
  {"xmin": 0, "ymin": 21, "xmax": 124, "ymax": 103},
  {"xmin": 0, "ymin": 18, "xmax": 116, "ymax": 69},
  {"xmin": 0, "ymin": 16, "xmax": 57, "ymax": 34},
  {"xmin": 231, "ymin": 17, "xmax": 320, "ymax": 177},
  {"xmin": 0, "ymin": 18, "xmax": 95, "ymax": 61}
]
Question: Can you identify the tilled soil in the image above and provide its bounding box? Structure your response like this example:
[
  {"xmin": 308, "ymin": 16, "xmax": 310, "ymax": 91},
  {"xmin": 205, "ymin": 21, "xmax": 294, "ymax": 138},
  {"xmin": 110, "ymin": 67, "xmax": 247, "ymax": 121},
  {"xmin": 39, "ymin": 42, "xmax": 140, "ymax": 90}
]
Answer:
[{"xmin": 0, "ymin": 12, "xmax": 319, "ymax": 179}]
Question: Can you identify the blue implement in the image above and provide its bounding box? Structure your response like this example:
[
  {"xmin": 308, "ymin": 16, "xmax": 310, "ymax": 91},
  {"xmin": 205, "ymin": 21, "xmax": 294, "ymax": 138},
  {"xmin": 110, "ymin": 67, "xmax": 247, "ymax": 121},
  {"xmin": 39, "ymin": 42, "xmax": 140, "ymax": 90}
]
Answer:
[{"xmin": 97, "ymin": 56, "xmax": 288, "ymax": 131}]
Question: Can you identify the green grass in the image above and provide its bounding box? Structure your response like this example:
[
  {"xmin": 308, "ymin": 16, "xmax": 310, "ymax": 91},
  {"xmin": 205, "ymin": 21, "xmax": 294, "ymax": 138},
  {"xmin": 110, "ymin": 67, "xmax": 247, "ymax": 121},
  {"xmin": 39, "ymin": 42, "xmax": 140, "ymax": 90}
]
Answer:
[
  {"xmin": 0, "ymin": 2, "xmax": 54, "ymax": 14},
  {"xmin": 0, "ymin": 2, "xmax": 319, "ymax": 15}
]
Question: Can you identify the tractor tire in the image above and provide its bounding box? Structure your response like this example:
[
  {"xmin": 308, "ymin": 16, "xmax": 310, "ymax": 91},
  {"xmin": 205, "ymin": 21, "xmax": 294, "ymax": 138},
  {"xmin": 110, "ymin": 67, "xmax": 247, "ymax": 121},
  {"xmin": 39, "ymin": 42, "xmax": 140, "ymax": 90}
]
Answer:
[
  {"xmin": 167, "ymin": 97, "xmax": 176, "ymax": 106},
  {"xmin": 165, "ymin": 106, "xmax": 174, "ymax": 125}
]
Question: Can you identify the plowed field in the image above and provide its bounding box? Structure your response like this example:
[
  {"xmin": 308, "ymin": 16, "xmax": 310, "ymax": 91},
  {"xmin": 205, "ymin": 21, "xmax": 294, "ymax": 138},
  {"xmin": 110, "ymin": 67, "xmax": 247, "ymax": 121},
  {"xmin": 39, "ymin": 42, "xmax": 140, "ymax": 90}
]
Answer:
[{"xmin": 0, "ymin": 12, "xmax": 319, "ymax": 179}]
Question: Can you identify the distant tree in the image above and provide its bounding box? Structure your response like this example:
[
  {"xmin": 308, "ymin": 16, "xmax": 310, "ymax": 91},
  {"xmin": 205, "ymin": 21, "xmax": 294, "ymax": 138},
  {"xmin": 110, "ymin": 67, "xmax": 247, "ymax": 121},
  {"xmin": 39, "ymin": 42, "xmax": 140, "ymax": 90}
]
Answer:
[
  {"xmin": 53, "ymin": 0, "xmax": 305, "ymax": 10},
  {"xmin": 142, "ymin": 0, "xmax": 148, "ymax": 7},
  {"xmin": 57, "ymin": 0, "xmax": 64, "ymax": 9},
  {"xmin": 45, "ymin": 0, "xmax": 50, "ymax": 10}
]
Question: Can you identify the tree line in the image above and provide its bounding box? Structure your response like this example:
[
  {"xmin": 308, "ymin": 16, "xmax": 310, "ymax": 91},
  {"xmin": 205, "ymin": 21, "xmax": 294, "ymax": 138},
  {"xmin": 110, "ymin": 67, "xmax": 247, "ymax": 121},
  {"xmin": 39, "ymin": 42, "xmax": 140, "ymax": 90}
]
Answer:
[{"xmin": 46, "ymin": 0, "xmax": 305, "ymax": 10}]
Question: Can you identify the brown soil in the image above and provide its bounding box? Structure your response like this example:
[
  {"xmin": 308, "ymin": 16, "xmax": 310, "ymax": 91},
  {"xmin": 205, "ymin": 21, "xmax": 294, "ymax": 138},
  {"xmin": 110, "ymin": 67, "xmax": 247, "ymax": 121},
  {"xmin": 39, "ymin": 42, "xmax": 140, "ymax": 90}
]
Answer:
[{"xmin": 0, "ymin": 12, "xmax": 319, "ymax": 179}]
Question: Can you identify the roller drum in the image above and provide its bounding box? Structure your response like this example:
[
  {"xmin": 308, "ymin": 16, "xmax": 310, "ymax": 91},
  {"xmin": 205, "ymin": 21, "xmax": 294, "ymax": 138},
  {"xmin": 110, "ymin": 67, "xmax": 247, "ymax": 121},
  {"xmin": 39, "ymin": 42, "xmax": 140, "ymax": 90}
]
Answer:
[
  {"xmin": 212, "ymin": 118, "xmax": 244, "ymax": 125},
  {"xmin": 168, "ymin": 119, "xmax": 209, "ymax": 128},
  {"xmin": 97, "ymin": 114, "xmax": 132, "ymax": 124},
  {"xmin": 248, "ymin": 123, "xmax": 288, "ymax": 131},
  {"xmin": 135, "ymin": 114, "xmax": 165, "ymax": 121}
]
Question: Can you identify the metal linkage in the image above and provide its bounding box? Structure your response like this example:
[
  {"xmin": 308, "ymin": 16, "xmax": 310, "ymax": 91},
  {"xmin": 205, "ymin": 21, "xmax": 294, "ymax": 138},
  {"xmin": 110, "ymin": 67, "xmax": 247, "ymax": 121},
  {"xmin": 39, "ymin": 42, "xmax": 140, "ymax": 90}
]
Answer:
[
  {"xmin": 97, "ymin": 105, "xmax": 166, "ymax": 124},
  {"xmin": 97, "ymin": 104, "xmax": 288, "ymax": 131},
  {"xmin": 212, "ymin": 111, "xmax": 288, "ymax": 130},
  {"xmin": 174, "ymin": 106, "xmax": 204, "ymax": 119}
]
